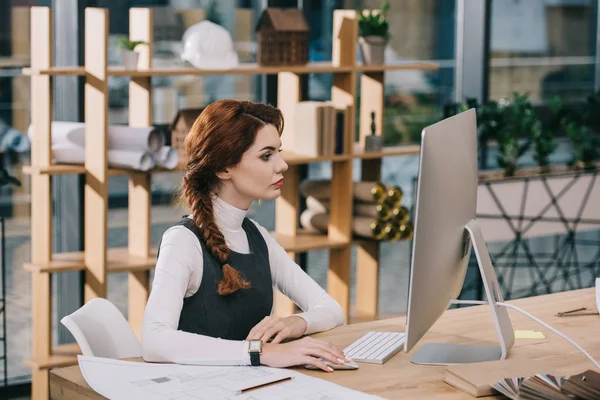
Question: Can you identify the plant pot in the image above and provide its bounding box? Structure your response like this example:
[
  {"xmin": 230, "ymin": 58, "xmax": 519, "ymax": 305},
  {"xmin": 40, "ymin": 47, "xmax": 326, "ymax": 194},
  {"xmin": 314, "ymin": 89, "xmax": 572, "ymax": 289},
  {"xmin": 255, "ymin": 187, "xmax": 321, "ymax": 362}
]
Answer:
[
  {"xmin": 537, "ymin": 164, "xmax": 551, "ymax": 174},
  {"xmin": 122, "ymin": 50, "xmax": 139, "ymax": 70},
  {"xmin": 574, "ymin": 160, "xmax": 597, "ymax": 171},
  {"xmin": 358, "ymin": 36, "xmax": 387, "ymax": 65}
]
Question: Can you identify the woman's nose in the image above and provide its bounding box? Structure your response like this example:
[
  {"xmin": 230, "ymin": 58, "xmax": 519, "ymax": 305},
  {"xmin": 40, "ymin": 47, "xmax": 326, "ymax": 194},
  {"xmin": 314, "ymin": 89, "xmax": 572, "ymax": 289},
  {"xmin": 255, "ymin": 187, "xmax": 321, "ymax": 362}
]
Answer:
[{"xmin": 276, "ymin": 155, "xmax": 288, "ymax": 173}]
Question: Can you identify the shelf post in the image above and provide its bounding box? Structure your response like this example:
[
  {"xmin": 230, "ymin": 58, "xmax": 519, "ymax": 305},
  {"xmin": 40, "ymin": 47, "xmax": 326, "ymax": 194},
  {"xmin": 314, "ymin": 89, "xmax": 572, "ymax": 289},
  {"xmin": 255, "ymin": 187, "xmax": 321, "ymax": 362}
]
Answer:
[
  {"xmin": 328, "ymin": 10, "xmax": 358, "ymax": 322},
  {"xmin": 84, "ymin": 8, "xmax": 109, "ymax": 301},
  {"xmin": 127, "ymin": 7, "xmax": 153, "ymax": 337},
  {"xmin": 355, "ymin": 69, "xmax": 384, "ymax": 319},
  {"xmin": 29, "ymin": 6, "xmax": 53, "ymax": 399},
  {"xmin": 274, "ymin": 70, "xmax": 302, "ymax": 316}
]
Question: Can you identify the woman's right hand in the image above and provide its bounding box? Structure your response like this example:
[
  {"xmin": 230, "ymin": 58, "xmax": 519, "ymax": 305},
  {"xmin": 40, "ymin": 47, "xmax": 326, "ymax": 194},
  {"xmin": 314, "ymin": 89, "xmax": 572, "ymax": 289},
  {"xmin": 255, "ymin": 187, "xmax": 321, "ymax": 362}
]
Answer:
[{"xmin": 260, "ymin": 337, "xmax": 350, "ymax": 372}]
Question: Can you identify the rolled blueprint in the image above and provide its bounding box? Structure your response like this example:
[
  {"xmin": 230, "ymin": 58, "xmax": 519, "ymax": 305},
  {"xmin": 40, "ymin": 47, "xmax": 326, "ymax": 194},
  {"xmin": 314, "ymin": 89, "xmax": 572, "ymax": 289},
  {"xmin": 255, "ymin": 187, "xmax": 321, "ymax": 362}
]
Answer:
[
  {"xmin": 153, "ymin": 146, "xmax": 180, "ymax": 170},
  {"xmin": 28, "ymin": 122, "xmax": 166, "ymax": 153},
  {"xmin": 299, "ymin": 179, "xmax": 389, "ymax": 204},
  {"xmin": 52, "ymin": 144, "xmax": 155, "ymax": 171},
  {"xmin": 300, "ymin": 209, "xmax": 401, "ymax": 240},
  {"xmin": 306, "ymin": 196, "xmax": 404, "ymax": 224},
  {"xmin": 300, "ymin": 209, "xmax": 329, "ymax": 233},
  {"xmin": 305, "ymin": 196, "xmax": 329, "ymax": 213}
]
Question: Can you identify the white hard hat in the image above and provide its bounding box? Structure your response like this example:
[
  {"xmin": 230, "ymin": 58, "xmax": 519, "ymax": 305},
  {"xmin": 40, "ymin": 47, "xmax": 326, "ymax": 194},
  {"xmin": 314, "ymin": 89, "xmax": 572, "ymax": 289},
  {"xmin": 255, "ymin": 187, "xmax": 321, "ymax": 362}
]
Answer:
[{"xmin": 181, "ymin": 20, "xmax": 239, "ymax": 70}]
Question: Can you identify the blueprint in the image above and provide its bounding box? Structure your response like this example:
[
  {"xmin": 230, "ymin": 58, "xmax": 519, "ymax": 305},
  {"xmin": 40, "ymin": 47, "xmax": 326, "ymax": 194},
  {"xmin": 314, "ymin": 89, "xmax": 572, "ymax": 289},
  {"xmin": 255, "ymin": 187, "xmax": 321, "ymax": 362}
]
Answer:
[{"xmin": 78, "ymin": 356, "xmax": 384, "ymax": 400}]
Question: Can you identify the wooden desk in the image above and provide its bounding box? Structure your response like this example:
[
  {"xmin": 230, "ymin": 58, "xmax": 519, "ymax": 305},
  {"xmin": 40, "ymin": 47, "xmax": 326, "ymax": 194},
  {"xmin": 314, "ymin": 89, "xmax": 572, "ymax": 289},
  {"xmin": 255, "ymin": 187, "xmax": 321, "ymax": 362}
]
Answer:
[{"xmin": 50, "ymin": 288, "xmax": 600, "ymax": 399}]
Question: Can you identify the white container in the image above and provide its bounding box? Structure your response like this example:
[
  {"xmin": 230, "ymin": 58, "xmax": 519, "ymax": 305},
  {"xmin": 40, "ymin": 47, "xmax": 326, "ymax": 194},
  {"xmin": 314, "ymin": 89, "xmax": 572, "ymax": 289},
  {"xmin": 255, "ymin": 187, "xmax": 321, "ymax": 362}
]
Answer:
[
  {"xmin": 122, "ymin": 50, "xmax": 139, "ymax": 70},
  {"xmin": 358, "ymin": 35, "xmax": 387, "ymax": 65}
]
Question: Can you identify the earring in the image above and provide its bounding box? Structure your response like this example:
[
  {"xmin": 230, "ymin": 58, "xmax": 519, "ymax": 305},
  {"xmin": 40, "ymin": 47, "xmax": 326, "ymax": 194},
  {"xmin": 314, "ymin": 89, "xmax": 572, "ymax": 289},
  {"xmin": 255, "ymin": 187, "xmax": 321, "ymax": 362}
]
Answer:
[{"xmin": 258, "ymin": 199, "xmax": 263, "ymax": 207}]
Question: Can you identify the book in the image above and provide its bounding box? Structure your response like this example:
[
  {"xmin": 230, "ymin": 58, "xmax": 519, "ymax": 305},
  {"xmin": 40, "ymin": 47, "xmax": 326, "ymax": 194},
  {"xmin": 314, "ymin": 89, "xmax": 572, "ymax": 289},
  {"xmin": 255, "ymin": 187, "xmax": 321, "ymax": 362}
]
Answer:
[
  {"xmin": 561, "ymin": 370, "xmax": 600, "ymax": 400},
  {"xmin": 492, "ymin": 370, "xmax": 600, "ymax": 400},
  {"xmin": 492, "ymin": 373, "xmax": 568, "ymax": 399},
  {"xmin": 444, "ymin": 358, "xmax": 552, "ymax": 397}
]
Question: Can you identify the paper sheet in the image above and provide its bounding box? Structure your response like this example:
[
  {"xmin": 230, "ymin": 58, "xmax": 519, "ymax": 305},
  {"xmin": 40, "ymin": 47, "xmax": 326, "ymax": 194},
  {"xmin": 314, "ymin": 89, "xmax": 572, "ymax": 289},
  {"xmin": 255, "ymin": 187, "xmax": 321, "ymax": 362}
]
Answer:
[
  {"xmin": 52, "ymin": 144, "xmax": 155, "ymax": 171},
  {"xmin": 514, "ymin": 330, "xmax": 545, "ymax": 340},
  {"xmin": 28, "ymin": 121, "xmax": 166, "ymax": 152},
  {"xmin": 596, "ymin": 278, "xmax": 600, "ymax": 312},
  {"xmin": 78, "ymin": 356, "xmax": 383, "ymax": 400}
]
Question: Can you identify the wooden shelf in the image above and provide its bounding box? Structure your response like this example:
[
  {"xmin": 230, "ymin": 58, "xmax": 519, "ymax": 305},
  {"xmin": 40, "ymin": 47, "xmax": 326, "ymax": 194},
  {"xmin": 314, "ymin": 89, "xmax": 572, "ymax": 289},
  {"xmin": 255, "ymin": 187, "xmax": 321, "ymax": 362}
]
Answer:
[
  {"xmin": 22, "ymin": 66, "xmax": 85, "ymax": 76},
  {"xmin": 22, "ymin": 147, "xmax": 422, "ymax": 175},
  {"xmin": 0, "ymin": 56, "xmax": 30, "ymax": 68},
  {"xmin": 22, "ymin": 61, "xmax": 441, "ymax": 77},
  {"xmin": 25, "ymin": 252, "xmax": 86, "ymax": 273},
  {"xmin": 109, "ymin": 62, "xmax": 354, "ymax": 76},
  {"xmin": 107, "ymin": 248, "xmax": 158, "ymax": 273},
  {"xmin": 23, "ymin": 164, "xmax": 85, "ymax": 175},
  {"xmin": 22, "ymin": 164, "xmax": 174, "ymax": 176},
  {"xmin": 22, "ymin": 61, "xmax": 356, "ymax": 77},
  {"xmin": 282, "ymin": 151, "xmax": 351, "ymax": 165},
  {"xmin": 356, "ymin": 61, "xmax": 439, "ymax": 72},
  {"xmin": 24, "ymin": 247, "xmax": 157, "ymax": 273},
  {"xmin": 271, "ymin": 230, "xmax": 349, "ymax": 252},
  {"xmin": 25, "ymin": 343, "xmax": 80, "ymax": 370},
  {"xmin": 353, "ymin": 144, "xmax": 421, "ymax": 159}
]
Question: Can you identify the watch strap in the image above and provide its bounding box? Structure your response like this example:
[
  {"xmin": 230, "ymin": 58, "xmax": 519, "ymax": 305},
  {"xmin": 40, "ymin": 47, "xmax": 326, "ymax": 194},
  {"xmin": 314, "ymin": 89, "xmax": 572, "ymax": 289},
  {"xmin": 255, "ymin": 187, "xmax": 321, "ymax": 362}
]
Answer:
[{"xmin": 250, "ymin": 350, "xmax": 261, "ymax": 366}]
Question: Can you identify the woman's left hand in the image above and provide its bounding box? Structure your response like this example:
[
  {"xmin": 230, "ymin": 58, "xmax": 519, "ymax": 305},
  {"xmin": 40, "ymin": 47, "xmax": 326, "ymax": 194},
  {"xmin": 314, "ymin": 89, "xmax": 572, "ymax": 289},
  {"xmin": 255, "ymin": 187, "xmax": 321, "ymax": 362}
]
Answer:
[{"xmin": 246, "ymin": 316, "xmax": 308, "ymax": 344}]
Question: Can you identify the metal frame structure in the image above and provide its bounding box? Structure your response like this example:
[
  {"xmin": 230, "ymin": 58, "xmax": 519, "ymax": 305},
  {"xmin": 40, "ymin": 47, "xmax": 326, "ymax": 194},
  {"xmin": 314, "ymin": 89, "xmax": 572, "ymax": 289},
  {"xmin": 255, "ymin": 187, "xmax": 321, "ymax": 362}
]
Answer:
[{"xmin": 462, "ymin": 169, "xmax": 600, "ymax": 300}]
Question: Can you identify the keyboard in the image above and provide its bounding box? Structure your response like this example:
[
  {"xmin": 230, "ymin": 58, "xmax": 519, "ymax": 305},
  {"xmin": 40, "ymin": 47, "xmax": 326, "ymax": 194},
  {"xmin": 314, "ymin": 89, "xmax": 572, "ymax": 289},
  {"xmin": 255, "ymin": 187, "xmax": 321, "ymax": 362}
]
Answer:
[{"xmin": 344, "ymin": 331, "xmax": 406, "ymax": 364}]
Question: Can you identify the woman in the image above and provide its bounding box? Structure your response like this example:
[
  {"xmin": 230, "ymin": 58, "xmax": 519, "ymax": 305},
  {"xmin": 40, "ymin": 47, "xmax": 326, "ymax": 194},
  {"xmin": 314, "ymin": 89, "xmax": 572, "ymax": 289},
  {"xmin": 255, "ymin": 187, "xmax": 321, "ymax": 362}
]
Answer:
[{"xmin": 142, "ymin": 99, "xmax": 348, "ymax": 372}]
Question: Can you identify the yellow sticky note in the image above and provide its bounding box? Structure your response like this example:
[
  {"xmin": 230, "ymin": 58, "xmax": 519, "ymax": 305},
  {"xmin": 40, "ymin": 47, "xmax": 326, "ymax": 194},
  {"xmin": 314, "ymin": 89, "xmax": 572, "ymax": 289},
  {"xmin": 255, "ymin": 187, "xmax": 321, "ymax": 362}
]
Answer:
[{"xmin": 515, "ymin": 330, "xmax": 545, "ymax": 339}]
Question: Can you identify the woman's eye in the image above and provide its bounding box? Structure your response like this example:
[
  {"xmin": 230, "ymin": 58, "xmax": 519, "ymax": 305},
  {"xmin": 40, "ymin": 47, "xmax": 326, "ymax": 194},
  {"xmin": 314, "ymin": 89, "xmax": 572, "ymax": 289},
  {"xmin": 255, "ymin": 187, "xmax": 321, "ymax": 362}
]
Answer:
[{"xmin": 261, "ymin": 153, "xmax": 272, "ymax": 161}]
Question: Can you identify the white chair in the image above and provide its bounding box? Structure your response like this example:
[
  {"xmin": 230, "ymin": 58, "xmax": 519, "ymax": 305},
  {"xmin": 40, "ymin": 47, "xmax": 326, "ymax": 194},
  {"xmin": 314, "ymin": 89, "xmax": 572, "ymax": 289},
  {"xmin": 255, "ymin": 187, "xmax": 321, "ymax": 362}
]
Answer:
[{"xmin": 60, "ymin": 297, "xmax": 142, "ymax": 359}]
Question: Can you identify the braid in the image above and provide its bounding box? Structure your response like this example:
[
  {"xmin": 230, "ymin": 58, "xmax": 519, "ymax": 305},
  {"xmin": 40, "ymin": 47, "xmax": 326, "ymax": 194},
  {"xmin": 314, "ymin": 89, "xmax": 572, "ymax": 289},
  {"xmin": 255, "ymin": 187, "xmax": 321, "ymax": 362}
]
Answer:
[
  {"xmin": 179, "ymin": 99, "xmax": 285, "ymax": 295},
  {"xmin": 183, "ymin": 175, "xmax": 250, "ymax": 295}
]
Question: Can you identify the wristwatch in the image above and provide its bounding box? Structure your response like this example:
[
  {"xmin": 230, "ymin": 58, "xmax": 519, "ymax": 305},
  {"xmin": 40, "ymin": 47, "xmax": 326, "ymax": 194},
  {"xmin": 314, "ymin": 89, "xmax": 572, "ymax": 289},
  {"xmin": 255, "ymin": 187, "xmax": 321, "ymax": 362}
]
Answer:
[{"xmin": 248, "ymin": 340, "xmax": 262, "ymax": 366}]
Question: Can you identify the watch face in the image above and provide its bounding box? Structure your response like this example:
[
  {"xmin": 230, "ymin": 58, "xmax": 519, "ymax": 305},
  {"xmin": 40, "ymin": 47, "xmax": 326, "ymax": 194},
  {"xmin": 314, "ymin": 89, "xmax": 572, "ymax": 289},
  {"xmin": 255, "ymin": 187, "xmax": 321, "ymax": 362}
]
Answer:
[{"xmin": 249, "ymin": 341, "xmax": 262, "ymax": 352}]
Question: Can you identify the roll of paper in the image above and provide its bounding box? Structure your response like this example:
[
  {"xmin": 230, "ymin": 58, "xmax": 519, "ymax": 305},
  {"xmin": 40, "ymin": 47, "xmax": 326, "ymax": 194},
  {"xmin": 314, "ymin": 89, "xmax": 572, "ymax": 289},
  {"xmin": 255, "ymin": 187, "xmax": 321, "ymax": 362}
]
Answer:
[
  {"xmin": 52, "ymin": 144, "xmax": 155, "ymax": 171},
  {"xmin": 300, "ymin": 179, "xmax": 387, "ymax": 203},
  {"xmin": 153, "ymin": 146, "xmax": 180, "ymax": 170},
  {"xmin": 300, "ymin": 209, "xmax": 394, "ymax": 240},
  {"xmin": 354, "ymin": 203, "xmax": 379, "ymax": 218},
  {"xmin": 300, "ymin": 209, "xmax": 329, "ymax": 233},
  {"xmin": 28, "ymin": 122, "xmax": 166, "ymax": 153},
  {"xmin": 305, "ymin": 196, "xmax": 329, "ymax": 213}
]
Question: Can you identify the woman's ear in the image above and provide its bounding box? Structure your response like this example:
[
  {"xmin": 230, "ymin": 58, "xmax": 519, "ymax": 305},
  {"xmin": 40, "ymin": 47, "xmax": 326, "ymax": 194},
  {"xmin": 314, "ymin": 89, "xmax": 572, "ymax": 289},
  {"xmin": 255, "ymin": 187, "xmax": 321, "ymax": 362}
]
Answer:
[{"xmin": 216, "ymin": 168, "xmax": 232, "ymax": 180}]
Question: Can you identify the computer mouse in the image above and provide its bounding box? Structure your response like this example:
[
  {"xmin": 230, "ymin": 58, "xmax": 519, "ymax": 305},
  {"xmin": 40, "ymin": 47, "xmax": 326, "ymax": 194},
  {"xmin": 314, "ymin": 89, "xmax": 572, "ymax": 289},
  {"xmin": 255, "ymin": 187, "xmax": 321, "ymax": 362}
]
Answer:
[{"xmin": 304, "ymin": 359, "xmax": 359, "ymax": 370}]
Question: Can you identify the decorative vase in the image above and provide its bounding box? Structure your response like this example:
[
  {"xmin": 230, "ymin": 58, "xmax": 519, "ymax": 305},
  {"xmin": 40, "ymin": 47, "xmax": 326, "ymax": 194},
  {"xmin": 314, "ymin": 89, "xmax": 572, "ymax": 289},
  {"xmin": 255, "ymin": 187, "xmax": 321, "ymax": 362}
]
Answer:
[
  {"xmin": 122, "ymin": 50, "xmax": 139, "ymax": 70},
  {"xmin": 358, "ymin": 35, "xmax": 387, "ymax": 65}
]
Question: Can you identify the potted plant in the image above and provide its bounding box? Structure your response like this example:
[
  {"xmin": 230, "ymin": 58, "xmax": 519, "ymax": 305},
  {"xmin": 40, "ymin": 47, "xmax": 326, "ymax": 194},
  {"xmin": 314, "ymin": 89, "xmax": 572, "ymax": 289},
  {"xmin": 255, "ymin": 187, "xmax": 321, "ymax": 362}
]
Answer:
[
  {"xmin": 493, "ymin": 93, "xmax": 538, "ymax": 177},
  {"xmin": 564, "ymin": 122, "xmax": 599, "ymax": 170},
  {"xmin": 531, "ymin": 125, "xmax": 556, "ymax": 174},
  {"xmin": 116, "ymin": 37, "xmax": 149, "ymax": 70},
  {"xmin": 548, "ymin": 94, "xmax": 600, "ymax": 171},
  {"xmin": 358, "ymin": 1, "xmax": 390, "ymax": 65}
]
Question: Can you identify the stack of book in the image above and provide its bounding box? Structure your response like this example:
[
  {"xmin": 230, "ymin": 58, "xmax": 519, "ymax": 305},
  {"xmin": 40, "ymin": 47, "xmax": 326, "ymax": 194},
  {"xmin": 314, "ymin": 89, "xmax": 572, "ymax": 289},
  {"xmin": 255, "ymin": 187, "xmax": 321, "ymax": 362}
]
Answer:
[
  {"xmin": 444, "ymin": 358, "xmax": 600, "ymax": 399},
  {"xmin": 492, "ymin": 370, "xmax": 600, "ymax": 400},
  {"xmin": 290, "ymin": 101, "xmax": 350, "ymax": 156}
]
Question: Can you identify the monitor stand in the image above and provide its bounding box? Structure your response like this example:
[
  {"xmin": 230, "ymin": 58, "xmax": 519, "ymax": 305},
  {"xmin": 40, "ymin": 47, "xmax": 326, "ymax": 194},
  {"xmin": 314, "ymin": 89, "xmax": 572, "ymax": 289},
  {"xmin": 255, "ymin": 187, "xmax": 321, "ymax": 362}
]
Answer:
[{"xmin": 410, "ymin": 219, "xmax": 515, "ymax": 365}]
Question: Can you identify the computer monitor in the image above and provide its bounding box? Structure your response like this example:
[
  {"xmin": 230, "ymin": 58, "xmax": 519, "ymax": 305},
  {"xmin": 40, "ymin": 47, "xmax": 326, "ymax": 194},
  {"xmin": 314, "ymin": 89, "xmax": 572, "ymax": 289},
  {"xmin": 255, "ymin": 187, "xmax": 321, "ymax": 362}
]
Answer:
[{"xmin": 404, "ymin": 109, "xmax": 515, "ymax": 365}]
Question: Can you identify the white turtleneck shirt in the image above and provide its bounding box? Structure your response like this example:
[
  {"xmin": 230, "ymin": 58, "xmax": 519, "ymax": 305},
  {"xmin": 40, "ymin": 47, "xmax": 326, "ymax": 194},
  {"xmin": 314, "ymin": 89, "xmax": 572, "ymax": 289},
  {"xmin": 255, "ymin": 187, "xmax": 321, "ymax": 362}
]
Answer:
[{"xmin": 141, "ymin": 196, "xmax": 345, "ymax": 366}]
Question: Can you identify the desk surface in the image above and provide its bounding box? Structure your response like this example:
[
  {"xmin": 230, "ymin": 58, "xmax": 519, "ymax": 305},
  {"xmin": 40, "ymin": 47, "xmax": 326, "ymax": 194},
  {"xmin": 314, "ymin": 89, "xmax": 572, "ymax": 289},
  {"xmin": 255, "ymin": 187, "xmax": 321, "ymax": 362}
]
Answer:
[{"xmin": 50, "ymin": 288, "xmax": 599, "ymax": 399}]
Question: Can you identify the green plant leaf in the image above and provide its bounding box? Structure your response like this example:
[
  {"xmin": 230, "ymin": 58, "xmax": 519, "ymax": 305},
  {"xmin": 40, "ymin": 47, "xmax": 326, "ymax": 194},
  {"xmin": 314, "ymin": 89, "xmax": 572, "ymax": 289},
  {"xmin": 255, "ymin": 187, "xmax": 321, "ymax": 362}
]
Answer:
[
  {"xmin": 116, "ymin": 36, "xmax": 148, "ymax": 51},
  {"xmin": 359, "ymin": 1, "xmax": 390, "ymax": 39}
]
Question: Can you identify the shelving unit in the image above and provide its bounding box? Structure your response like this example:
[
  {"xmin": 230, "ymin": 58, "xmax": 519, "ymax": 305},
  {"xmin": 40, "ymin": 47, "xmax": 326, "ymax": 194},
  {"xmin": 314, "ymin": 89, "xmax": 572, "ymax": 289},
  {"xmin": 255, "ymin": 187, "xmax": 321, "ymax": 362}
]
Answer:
[{"xmin": 23, "ymin": 6, "xmax": 438, "ymax": 398}]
